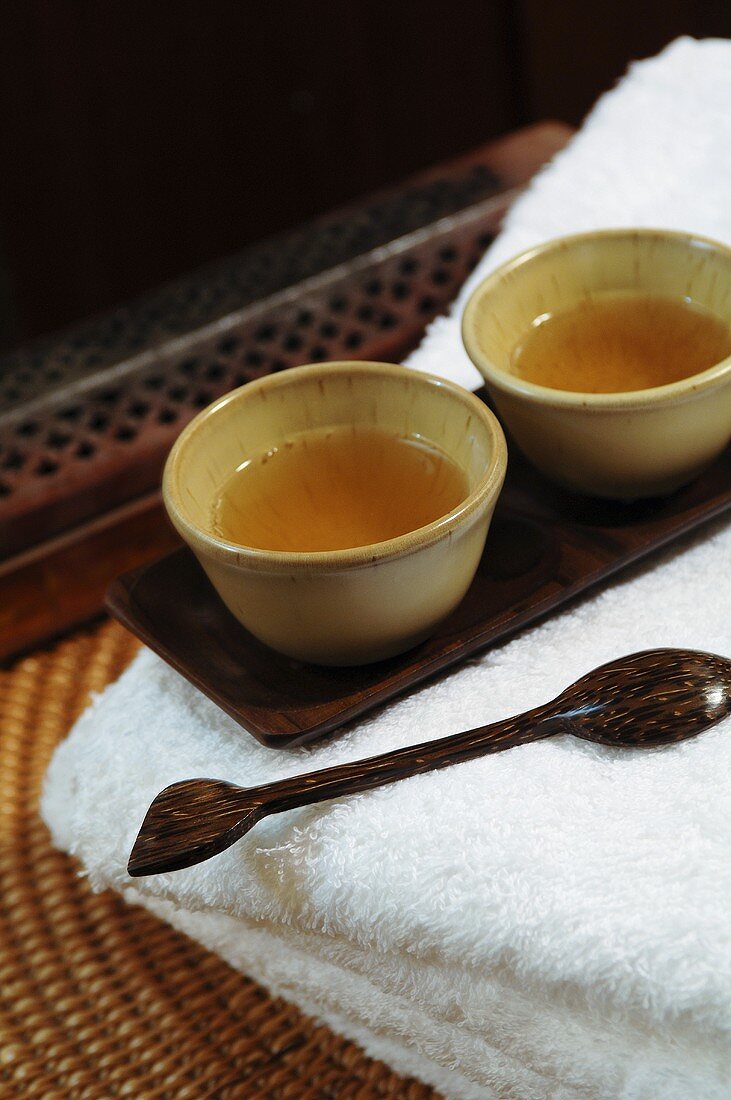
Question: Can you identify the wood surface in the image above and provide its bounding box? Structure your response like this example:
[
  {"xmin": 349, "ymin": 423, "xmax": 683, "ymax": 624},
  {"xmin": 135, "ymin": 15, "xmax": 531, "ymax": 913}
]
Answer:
[
  {"xmin": 128, "ymin": 648, "xmax": 731, "ymax": 875},
  {"xmin": 108, "ymin": 443, "xmax": 731, "ymax": 747},
  {"xmin": 0, "ymin": 123, "xmax": 572, "ymax": 662}
]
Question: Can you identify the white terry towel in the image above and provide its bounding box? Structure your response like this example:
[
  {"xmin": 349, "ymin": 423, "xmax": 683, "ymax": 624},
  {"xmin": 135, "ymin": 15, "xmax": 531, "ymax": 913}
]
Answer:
[{"xmin": 42, "ymin": 38, "xmax": 731, "ymax": 1100}]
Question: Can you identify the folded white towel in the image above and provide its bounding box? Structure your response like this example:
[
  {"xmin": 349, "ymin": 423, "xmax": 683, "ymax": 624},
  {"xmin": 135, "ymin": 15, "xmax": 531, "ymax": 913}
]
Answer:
[{"xmin": 42, "ymin": 37, "xmax": 731, "ymax": 1100}]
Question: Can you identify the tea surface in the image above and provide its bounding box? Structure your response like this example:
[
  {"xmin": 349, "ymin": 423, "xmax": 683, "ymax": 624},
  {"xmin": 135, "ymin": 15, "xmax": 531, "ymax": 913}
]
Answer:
[
  {"xmin": 212, "ymin": 425, "xmax": 468, "ymax": 552},
  {"xmin": 511, "ymin": 293, "xmax": 731, "ymax": 393}
]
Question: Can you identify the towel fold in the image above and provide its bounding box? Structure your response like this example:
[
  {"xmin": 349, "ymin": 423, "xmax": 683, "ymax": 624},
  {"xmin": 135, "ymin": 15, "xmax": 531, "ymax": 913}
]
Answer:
[{"xmin": 42, "ymin": 37, "xmax": 731, "ymax": 1100}]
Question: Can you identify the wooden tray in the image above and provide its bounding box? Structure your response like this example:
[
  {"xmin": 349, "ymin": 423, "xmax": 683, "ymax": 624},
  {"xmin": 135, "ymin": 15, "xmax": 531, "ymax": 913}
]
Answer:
[{"xmin": 107, "ymin": 436, "xmax": 731, "ymax": 748}]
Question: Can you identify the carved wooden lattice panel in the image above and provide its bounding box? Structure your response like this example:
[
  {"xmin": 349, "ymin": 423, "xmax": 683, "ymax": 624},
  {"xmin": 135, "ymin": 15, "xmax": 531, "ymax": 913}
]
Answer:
[{"xmin": 0, "ymin": 124, "xmax": 573, "ymax": 658}]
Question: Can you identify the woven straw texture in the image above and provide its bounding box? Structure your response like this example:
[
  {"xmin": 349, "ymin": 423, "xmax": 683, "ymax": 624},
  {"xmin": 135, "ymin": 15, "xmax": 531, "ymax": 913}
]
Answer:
[{"xmin": 0, "ymin": 619, "xmax": 437, "ymax": 1099}]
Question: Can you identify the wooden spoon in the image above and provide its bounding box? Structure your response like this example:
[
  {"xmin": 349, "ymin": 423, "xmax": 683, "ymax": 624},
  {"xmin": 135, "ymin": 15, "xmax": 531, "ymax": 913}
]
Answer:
[{"xmin": 128, "ymin": 648, "xmax": 731, "ymax": 877}]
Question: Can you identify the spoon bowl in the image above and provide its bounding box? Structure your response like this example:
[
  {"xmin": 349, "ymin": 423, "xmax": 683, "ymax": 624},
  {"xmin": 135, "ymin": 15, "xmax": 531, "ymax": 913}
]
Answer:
[
  {"xmin": 554, "ymin": 649, "xmax": 731, "ymax": 747},
  {"xmin": 128, "ymin": 648, "xmax": 731, "ymax": 877}
]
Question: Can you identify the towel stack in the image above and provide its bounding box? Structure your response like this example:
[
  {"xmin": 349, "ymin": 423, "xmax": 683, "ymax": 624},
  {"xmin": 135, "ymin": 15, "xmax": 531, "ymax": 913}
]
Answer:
[{"xmin": 42, "ymin": 38, "xmax": 731, "ymax": 1100}]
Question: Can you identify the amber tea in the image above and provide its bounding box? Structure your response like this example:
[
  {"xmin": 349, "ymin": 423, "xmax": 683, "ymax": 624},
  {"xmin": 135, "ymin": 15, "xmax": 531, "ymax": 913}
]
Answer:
[
  {"xmin": 212, "ymin": 425, "xmax": 469, "ymax": 552},
  {"xmin": 511, "ymin": 293, "xmax": 731, "ymax": 394}
]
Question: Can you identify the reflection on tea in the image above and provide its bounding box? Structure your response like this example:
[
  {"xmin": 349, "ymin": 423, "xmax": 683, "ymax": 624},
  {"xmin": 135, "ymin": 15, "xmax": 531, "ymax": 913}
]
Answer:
[
  {"xmin": 511, "ymin": 293, "xmax": 731, "ymax": 394},
  {"xmin": 212, "ymin": 425, "xmax": 468, "ymax": 552}
]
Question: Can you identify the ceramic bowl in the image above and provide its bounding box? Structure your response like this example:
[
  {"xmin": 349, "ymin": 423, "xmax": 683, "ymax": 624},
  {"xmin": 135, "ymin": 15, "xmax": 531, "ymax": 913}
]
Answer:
[
  {"xmin": 163, "ymin": 361, "xmax": 507, "ymax": 666},
  {"xmin": 462, "ymin": 229, "xmax": 731, "ymax": 499}
]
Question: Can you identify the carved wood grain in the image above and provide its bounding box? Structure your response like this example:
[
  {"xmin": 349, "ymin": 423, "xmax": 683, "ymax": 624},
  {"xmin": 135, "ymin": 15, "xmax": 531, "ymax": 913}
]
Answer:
[{"xmin": 128, "ymin": 648, "xmax": 731, "ymax": 875}]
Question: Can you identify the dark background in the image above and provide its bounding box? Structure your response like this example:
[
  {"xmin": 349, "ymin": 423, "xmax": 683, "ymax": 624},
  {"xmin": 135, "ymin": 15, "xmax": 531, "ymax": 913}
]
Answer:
[{"xmin": 0, "ymin": 1, "xmax": 728, "ymax": 352}]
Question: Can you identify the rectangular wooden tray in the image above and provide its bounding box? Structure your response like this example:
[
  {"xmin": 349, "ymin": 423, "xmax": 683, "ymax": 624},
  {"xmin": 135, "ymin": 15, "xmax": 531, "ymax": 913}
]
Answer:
[{"xmin": 107, "ymin": 433, "xmax": 731, "ymax": 747}]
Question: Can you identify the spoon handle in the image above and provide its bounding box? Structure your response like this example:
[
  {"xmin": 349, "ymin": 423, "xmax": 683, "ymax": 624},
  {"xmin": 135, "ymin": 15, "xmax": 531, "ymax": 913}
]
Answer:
[
  {"xmin": 128, "ymin": 704, "xmax": 562, "ymax": 876},
  {"xmin": 255, "ymin": 705, "xmax": 560, "ymax": 814}
]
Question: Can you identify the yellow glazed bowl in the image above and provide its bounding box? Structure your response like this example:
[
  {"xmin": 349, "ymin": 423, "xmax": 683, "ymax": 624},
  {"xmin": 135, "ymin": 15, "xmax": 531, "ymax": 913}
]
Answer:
[
  {"xmin": 462, "ymin": 229, "xmax": 731, "ymax": 499},
  {"xmin": 163, "ymin": 361, "xmax": 507, "ymax": 666}
]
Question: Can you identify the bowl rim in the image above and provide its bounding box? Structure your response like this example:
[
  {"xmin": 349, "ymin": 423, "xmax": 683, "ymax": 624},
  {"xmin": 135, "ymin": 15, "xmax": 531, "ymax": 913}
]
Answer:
[
  {"xmin": 163, "ymin": 360, "xmax": 508, "ymax": 573},
  {"xmin": 461, "ymin": 227, "xmax": 731, "ymax": 411}
]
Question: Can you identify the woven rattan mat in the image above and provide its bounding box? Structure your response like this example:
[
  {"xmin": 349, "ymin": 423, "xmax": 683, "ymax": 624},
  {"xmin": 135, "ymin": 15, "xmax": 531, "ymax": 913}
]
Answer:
[{"xmin": 0, "ymin": 619, "xmax": 438, "ymax": 1099}]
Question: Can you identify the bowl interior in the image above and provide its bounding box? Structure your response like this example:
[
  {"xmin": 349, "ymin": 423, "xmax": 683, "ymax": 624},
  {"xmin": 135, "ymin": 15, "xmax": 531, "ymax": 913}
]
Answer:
[
  {"xmin": 165, "ymin": 362, "xmax": 498, "ymax": 544},
  {"xmin": 465, "ymin": 231, "xmax": 731, "ymax": 390}
]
